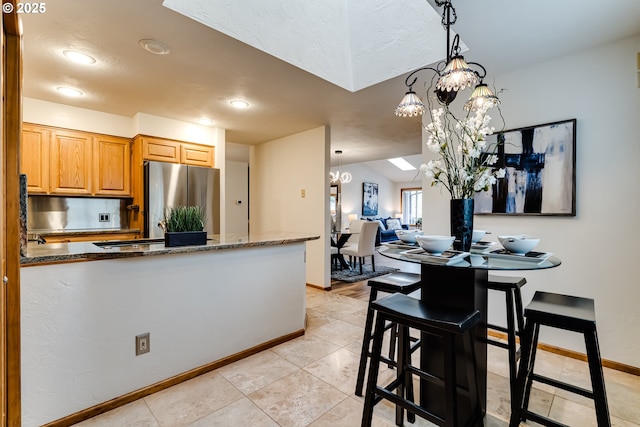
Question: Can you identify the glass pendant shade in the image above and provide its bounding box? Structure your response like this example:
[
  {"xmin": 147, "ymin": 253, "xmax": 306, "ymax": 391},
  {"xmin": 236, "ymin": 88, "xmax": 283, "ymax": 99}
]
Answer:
[
  {"xmin": 394, "ymin": 91, "xmax": 427, "ymax": 117},
  {"xmin": 330, "ymin": 170, "xmax": 352, "ymax": 184},
  {"xmin": 464, "ymin": 83, "xmax": 500, "ymax": 111},
  {"xmin": 436, "ymin": 56, "xmax": 479, "ymax": 92}
]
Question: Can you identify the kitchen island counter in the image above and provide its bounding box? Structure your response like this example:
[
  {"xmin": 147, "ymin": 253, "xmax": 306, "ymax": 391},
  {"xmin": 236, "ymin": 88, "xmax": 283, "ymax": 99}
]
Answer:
[
  {"xmin": 21, "ymin": 231, "xmax": 319, "ymax": 265},
  {"xmin": 21, "ymin": 231, "xmax": 317, "ymax": 426}
]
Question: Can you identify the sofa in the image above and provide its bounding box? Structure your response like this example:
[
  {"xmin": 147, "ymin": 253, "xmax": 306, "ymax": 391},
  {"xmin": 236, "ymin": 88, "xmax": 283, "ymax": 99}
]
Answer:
[{"xmin": 366, "ymin": 217, "xmax": 409, "ymax": 246}]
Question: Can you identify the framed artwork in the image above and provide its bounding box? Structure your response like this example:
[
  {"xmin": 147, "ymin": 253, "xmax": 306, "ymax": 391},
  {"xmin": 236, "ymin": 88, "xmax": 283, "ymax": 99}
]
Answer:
[
  {"xmin": 474, "ymin": 118, "xmax": 576, "ymax": 216},
  {"xmin": 362, "ymin": 182, "xmax": 379, "ymax": 216}
]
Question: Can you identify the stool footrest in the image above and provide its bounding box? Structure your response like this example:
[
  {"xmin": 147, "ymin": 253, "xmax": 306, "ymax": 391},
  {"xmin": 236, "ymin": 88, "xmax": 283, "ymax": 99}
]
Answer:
[
  {"xmin": 486, "ymin": 337, "xmax": 510, "ymax": 350},
  {"xmin": 405, "ymin": 364, "xmax": 445, "ymax": 389},
  {"xmin": 487, "ymin": 323, "xmax": 511, "ymax": 334},
  {"xmin": 374, "ymin": 385, "xmax": 445, "ymax": 426},
  {"xmin": 522, "ymin": 410, "xmax": 570, "ymax": 427},
  {"xmin": 532, "ymin": 373, "xmax": 596, "ymax": 399},
  {"xmin": 364, "ymin": 351, "xmax": 397, "ymax": 369}
]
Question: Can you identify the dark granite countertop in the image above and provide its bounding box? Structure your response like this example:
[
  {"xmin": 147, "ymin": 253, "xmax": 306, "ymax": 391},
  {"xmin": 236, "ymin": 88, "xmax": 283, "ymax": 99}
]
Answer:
[{"xmin": 21, "ymin": 232, "xmax": 320, "ymax": 266}]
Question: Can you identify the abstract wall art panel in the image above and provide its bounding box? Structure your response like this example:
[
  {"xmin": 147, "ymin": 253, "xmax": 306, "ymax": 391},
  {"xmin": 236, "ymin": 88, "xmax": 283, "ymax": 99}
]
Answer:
[{"xmin": 474, "ymin": 119, "xmax": 576, "ymax": 216}]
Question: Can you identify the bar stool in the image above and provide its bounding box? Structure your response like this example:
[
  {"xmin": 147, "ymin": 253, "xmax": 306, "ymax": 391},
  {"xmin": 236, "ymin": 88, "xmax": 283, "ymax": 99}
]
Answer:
[
  {"xmin": 486, "ymin": 275, "xmax": 526, "ymax": 403},
  {"xmin": 355, "ymin": 272, "xmax": 421, "ymax": 396},
  {"xmin": 509, "ymin": 291, "xmax": 611, "ymax": 427},
  {"xmin": 361, "ymin": 293, "xmax": 483, "ymax": 427}
]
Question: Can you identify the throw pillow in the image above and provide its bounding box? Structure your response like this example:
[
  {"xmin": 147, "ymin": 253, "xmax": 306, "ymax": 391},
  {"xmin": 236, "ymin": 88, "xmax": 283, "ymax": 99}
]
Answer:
[
  {"xmin": 386, "ymin": 218, "xmax": 402, "ymax": 230},
  {"xmin": 375, "ymin": 219, "xmax": 386, "ymax": 230}
]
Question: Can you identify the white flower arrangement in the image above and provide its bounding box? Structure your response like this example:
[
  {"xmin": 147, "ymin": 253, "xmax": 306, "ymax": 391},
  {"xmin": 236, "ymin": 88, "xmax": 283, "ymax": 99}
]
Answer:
[{"xmin": 421, "ymin": 103, "xmax": 505, "ymax": 199}]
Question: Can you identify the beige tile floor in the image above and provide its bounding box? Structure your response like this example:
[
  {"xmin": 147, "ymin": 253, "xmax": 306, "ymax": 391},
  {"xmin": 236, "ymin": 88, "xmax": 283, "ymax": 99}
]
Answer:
[{"xmin": 76, "ymin": 286, "xmax": 640, "ymax": 427}]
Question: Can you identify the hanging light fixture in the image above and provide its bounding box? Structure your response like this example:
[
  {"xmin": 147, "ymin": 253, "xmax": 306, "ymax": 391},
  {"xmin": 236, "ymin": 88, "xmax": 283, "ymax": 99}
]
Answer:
[
  {"xmin": 329, "ymin": 150, "xmax": 352, "ymax": 184},
  {"xmin": 464, "ymin": 82, "xmax": 500, "ymax": 111},
  {"xmin": 394, "ymin": 0, "xmax": 499, "ymax": 117}
]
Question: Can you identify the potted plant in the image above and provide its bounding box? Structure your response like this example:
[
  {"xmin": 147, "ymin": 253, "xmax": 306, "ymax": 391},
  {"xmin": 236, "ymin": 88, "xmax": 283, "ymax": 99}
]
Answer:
[{"xmin": 162, "ymin": 205, "xmax": 207, "ymax": 247}]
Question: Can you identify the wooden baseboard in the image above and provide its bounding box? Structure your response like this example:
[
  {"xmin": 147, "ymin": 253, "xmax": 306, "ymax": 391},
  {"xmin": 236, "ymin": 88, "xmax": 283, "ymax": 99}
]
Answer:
[
  {"xmin": 487, "ymin": 330, "xmax": 640, "ymax": 377},
  {"xmin": 42, "ymin": 329, "xmax": 305, "ymax": 427},
  {"xmin": 306, "ymin": 283, "xmax": 330, "ymax": 291}
]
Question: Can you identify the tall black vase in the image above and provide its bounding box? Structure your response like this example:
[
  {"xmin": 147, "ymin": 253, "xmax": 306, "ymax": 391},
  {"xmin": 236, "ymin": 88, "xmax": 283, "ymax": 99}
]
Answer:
[{"xmin": 450, "ymin": 198, "xmax": 474, "ymax": 252}]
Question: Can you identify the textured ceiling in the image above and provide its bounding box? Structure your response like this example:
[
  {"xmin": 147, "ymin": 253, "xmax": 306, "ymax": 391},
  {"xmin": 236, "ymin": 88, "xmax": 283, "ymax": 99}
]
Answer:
[{"xmin": 163, "ymin": 0, "xmax": 450, "ymax": 92}]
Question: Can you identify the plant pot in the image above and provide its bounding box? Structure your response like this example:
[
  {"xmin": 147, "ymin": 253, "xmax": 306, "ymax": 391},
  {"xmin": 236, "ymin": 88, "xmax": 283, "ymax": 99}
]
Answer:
[{"xmin": 164, "ymin": 231, "xmax": 207, "ymax": 247}]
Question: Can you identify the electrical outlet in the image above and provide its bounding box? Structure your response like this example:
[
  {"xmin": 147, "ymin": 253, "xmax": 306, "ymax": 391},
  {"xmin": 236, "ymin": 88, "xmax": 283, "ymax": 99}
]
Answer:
[
  {"xmin": 301, "ymin": 189, "xmax": 306, "ymax": 198},
  {"xmin": 136, "ymin": 333, "xmax": 150, "ymax": 356},
  {"xmin": 99, "ymin": 213, "xmax": 110, "ymax": 222}
]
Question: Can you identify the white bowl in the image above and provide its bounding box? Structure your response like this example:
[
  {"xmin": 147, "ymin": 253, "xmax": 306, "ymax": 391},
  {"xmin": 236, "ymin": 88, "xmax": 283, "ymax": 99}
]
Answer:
[
  {"xmin": 415, "ymin": 235, "xmax": 455, "ymax": 255},
  {"xmin": 395, "ymin": 229, "xmax": 423, "ymax": 243},
  {"xmin": 471, "ymin": 230, "xmax": 487, "ymax": 243},
  {"xmin": 498, "ymin": 235, "xmax": 540, "ymax": 254}
]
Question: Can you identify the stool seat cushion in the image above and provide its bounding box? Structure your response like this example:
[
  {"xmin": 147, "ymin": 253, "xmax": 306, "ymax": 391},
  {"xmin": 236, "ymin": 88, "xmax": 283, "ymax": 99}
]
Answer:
[
  {"xmin": 372, "ymin": 293, "xmax": 480, "ymax": 334},
  {"xmin": 526, "ymin": 291, "xmax": 596, "ymax": 329},
  {"xmin": 367, "ymin": 272, "xmax": 421, "ymax": 294}
]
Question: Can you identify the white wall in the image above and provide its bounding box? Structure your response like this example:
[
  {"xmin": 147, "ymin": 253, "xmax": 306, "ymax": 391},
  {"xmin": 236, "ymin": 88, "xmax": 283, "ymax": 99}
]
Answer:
[
  {"xmin": 225, "ymin": 160, "xmax": 249, "ymax": 234},
  {"xmin": 23, "ymin": 98, "xmax": 225, "ymax": 148},
  {"xmin": 21, "ymin": 244, "xmax": 306, "ymax": 426},
  {"xmin": 421, "ymin": 35, "xmax": 640, "ymax": 368},
  {"xmin": 336, "ymin": 162, "xmax": 398, "ymax": 225},
  {"xmin": 23, "ymin": 98, "xmax": 134, "ymax": 137},
  {"xmin": 250, "ymin": 126, "xmax": 329, "ymax": 288}
]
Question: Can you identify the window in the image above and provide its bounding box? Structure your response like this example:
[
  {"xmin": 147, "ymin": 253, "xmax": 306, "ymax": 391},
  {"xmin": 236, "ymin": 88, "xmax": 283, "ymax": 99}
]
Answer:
[{"xmin": 401, "ymin": 188, "xmax": 422, "ymax": 226}]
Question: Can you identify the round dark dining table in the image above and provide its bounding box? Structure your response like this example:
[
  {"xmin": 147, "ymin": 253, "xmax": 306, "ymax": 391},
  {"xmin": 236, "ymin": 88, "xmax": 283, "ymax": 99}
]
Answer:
[{"xmin": 378, "ymin": 244, "xmax": 561, "ymax": 421}]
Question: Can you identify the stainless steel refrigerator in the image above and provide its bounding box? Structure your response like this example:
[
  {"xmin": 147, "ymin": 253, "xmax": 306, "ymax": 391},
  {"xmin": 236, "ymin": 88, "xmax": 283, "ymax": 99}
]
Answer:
[{"xmin": 144, "ymin": 160, "xmax": 220, "ymax": 238}]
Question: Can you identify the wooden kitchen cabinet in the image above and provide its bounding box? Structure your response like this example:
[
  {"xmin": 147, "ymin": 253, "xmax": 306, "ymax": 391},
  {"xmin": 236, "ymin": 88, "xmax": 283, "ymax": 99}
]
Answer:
[
  {"xmin": 141, "ymin": 136, "xmax": 180, "ymax": 163},
  {"xmin": 137, "ymin": 135, "xmax": 215, "ymax": 167},
  {"xmin": 42, "ymin": 232, "xmax": 140, "ymax": 243},
  {"xmin": 94, "ymin": 135, "xmax": 131, "ymax": 196},
  {"xmin": 21, "ymin": 123, "xmax": 50, "ymax": 193},
  {"xmin": 181, "ymin": 142, "xmax": 214, "ymax": 167},
  {"xmin": 21, "ymin": 123, "xmax": 133, "ymax": 197},
  {"xmin": 49, "ymin": 129, "xmax": 93, "ymax": 195}
]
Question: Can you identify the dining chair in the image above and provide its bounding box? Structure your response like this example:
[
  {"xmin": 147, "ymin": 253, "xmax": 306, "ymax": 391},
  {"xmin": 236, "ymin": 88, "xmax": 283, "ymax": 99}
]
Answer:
[
  {"xmin": 330, "ymin": 246, "xmax": 340, "ymax": 270},
  {"xmin": 341, "ymin": 219, "xmax": 365, "ymax": 252},
  {"xmin": 341, "ymin": 221, "xmax": 377, "ymax": 274}
]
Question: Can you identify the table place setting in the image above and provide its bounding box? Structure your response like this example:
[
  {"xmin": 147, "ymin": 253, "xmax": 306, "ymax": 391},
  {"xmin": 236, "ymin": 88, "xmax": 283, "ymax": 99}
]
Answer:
[
  {"xmin": 401, "ymin": 248, "xmax": 469, "ymax": 265},
  {"xmin": 380, "ymin": 228, "xmax": 423, "ymax": 249},
  {"xmin": 399, "ymin": 235, "xmax": 469, "ymax": 265},
  {"xmin": 484, "ymin": 235, "xmax": 553, "ymax": 264},
  {"xmin": 384, "ymin": 231, "xmax": 554, "ymax": 267}
]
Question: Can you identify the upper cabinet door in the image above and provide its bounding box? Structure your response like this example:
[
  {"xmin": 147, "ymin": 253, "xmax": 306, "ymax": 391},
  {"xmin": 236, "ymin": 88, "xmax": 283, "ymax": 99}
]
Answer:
[
  {"xmin": 180, "ymin": 142, "xmax": 214, "ymax": 167},
  {"xmin": 142, "ymin": 136, "xmax": 180, "ymax": 163},
  {"xmin": 49, "ymin": 129, "xmax": 93, "ymax": 195},
  {"xmin": 94, "ymin": 135, "xmax": 131, "ymax": 196},
  {"xmin": 21, "ymin": 124, "xmax": 50, "ymax": 193}
]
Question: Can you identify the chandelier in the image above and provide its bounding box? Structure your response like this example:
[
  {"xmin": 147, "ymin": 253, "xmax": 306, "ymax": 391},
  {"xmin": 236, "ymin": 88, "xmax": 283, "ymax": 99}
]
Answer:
[
  {"xmin": 329, "ymin": 150, "xmax": 352, "ymax": 184},
  {"xmin": 394, "ymin": 0, "xmax": 499, "ymax": 117}
]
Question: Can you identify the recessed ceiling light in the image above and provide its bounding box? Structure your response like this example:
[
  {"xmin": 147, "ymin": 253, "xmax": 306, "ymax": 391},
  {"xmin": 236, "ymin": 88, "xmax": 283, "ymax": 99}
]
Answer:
[
  {"xmin": 138, "ymin": 39, "xmax": 171, "ymax": 55},
  {"xmin": 388, "ymin": 157, "xmax": 416, "ymax": 171},
  {"xmin": 229, "ymin": 99, "xmax": 249, "ymax": 109},
  {"xmin": 62, "ymin": 50, "xmax": 96, "ymax": 64},
  {"xmin": 56, "ymin": 86, "xmax": 83, "ymax": 97},
  {"xmin": 197, "ymin": 118, "xmax": 214, "ymax": 126}
]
